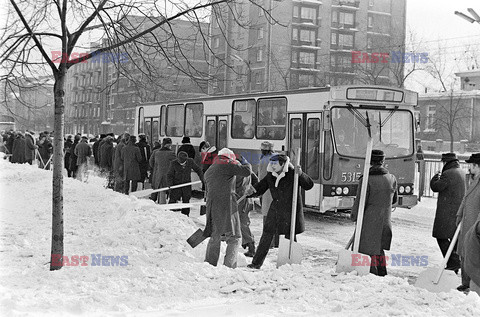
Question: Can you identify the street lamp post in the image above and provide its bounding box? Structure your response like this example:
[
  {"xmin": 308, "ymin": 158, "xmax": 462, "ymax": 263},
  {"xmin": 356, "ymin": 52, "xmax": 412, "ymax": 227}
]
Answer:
[{"xmin": 455, "ymin": 8, "xmax": 480, "ymax": 23}]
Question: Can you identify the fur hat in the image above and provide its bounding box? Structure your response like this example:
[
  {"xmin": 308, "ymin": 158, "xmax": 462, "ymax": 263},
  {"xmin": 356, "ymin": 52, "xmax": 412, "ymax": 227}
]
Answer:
[{"xmin": 181, "ymin": 136, "xmax": 191, "ymax": 144}]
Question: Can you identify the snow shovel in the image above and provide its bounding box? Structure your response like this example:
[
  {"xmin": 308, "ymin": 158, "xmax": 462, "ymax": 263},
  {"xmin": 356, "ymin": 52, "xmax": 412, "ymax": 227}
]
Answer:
[
  {"xmin": 336, "ymin": 113, "xmax": 373, "ymax": 276},
  {"xmin": 415, "ymin": 222, "xmax": 462, "ymax": 293},
  {"xmin": 129, "ymin": 180, "xmax": 201, "ymax": 198},
  {"xmin": 277, "ymin": 147, "xmax": 303, "ymax": 268},
  {"xmin": 187, "ymin": 228, "xmax": 207, "ymax": 248}
]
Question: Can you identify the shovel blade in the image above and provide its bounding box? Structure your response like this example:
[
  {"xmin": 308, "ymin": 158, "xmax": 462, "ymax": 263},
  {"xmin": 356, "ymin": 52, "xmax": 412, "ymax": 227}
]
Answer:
[
  {"xmin": 335, "ymin": 249, "xmax": 370, "ymax": 276},
  {"xmin": 277, "ymin": 236, "xmax": 303, "ymax": 268},
  {"xmin": 187, "ymin": 229, "xmax": 207, "ymax": 248},
  {"xmin": 415, "ymin": 268, "xmax": 459, "ymax": 293}
]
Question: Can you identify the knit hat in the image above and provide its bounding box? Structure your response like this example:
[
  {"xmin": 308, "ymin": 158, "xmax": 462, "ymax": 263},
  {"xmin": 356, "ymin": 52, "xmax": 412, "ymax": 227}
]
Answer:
[
  {"xmin": 177, "ymin": 151, "xmax": 188, "ymax": 163},
  {"xmin": 261, "ymin": 141, "xmax": 274, "ymax": 150}
]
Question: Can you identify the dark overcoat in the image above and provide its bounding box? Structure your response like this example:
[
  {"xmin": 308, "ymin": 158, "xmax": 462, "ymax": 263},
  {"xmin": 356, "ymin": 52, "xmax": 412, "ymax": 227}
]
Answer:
[
  {"xmin": 430, "ymin": 160, "xmax": 466, "ymax": 238},
  {"xmin": 11, "ymin": 136, "xmax": 26, "ymax": 163},
  {"xmin": 464, "ymin": 218, "xmax": 480, "ymax": 287},
  {"xmin": 69, "ymin": 141, "xmax": 79, "ymax": 171},
  {"xmin": 178, "ymin": 143, "xmax": 196, "ymax": 159},
  {"xmin": 64, "ymin": 139, "xmax": 73, "ymax": 170},
  {"xmin": 351, "ymin": 166, "xmax": 398, "ymax": 256},
  {"xmin": 253, "ymin": 164, "xmax": 313, "ymax": 235},
  {"xmin": 74, "ymin": 141, "xmax": 91, "ymax": 165},
  {"xmin": 149, "ymin": 147, "xmax": 176, "ymax": 189},
  {"xmin": 24, "ymin": 132, "xmax": 36, "ymax": 162},
  {"xmin": 136, "ymin": 140, "xmax": 151, "ymax": 182},
  {"xmin": 113, "ymin": 141, "xmax": 126, "ymax": 178},
  {"xmin": 456, "ymin": 176, "xmax": 480, "ymax": 258},
  {"xmin": 167, "ymin": 158, "xmax": 203, "ymax": 201},
  {"xmin": 99, "ymin": 141, "xmax": 114, "ymax": 170},
  {"xmin": 121, "ymin": 142, "xmax": 142, "ymax": 181},
  {"xmin": 203, "ymin": 155, "xmax": 252, "ymax": 237}
]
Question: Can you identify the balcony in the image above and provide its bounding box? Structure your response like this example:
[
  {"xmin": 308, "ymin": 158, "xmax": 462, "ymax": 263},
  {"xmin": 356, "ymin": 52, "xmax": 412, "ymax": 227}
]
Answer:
[
  {"xmin": 330, "ymin": 44, "xmax": 356, "ymax": 52},
  {"xmin": 329, "ymin": 66, "xmax": 356, "ymax": 75},
  {"xmin": 331, "ymin": 21, "xmax": 359, "ymax": 30},
  {"xmin": 332, "ymin": 0, "xmax": 360, "ymax": 8}
]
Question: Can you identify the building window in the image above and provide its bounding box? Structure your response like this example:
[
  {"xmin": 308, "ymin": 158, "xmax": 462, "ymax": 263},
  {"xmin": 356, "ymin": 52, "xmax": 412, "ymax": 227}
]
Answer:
[
  {"xmin": 258, "ymin": 27, "xmax": 264, "ymax": 40},
  {"xmin": 185, "ymin": 103, "xmax": 203, "ymax": 137},
  {"xmin": 259, "ymin": 7, "xmax": 264, "ymax": 17},
  {"xmin": 301, "ymin": 7, "xmax": 316, "ymax": 21},
  {"xmin": 293, "ymin": 6, "xmax": 299, "ymax": 18},
  {"xmin": 368, "ymin": 16, "xmax": 373, "ymax": 28},
  {"xmin": 299, "ymin": 52, "xmax": 315, "ymax": 66},
  {"xmin": 257, "ymin": 48, "xmax": 263, "ymax": 62},
  {"xmin": 339, "ymin": 12, "xmax": 354, "ymax": 26},
  {"xmin": 232, "ymin": 99, "xmax": 256, "ymax": 139},
  {"xmin": 292, "ymin": 27, "xmax": 298, "ymax": 41},
  {"xmin": 331, "ymin": 33, "xmax": 337, "ymax": 45},
  {"xmin": 367, "ymin": 37, "xmax": 372, "ymax": 49},
  {"xmin": 292, "ymin": 51, "xmax": 298, "ymax": 63},
  {"xmin": 300, "ymin": 29, "xmax": 316, "ymax": 45},
  {"xmin": 338, "ymin": 34, "xmax": 354, "ymax": 47},
  {"xmin": 214, "ymin": 37, "xmax": 220, "ymax": 48},
  {"xmin": 426, "ymin": 105, "xmax": 436, "ymax": 131}
]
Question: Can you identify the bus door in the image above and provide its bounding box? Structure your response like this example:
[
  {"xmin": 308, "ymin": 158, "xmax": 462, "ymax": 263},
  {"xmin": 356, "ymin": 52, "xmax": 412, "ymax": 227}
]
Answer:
[
  {"xmin": 205, "ymin": 115, "xmax": 228, "ymax": 150},
  {"xmin": 288, "ymin": 113, "xmax": 322, "ymax": 209}
]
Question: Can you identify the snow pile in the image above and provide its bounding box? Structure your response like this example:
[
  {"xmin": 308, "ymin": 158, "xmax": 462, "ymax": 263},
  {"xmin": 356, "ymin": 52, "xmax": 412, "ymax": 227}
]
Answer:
[{"xmin": 1, "ymin": 160, "xmax": 479, "ymax": 316}]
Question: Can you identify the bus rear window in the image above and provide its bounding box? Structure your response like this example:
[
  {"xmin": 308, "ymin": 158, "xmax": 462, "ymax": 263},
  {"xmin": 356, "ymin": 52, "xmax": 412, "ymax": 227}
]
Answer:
[{"xmin": 256, "ymin": 97, "xmax": 287, "ymax": 140}]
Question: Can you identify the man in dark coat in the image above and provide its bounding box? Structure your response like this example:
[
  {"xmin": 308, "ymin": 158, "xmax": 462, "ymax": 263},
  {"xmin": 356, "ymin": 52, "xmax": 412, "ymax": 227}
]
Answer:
[
  {"xmin": 350, "ymin": 149, "xmax": 398, "ymax": 276},
  {"xmin": 456, "ymin": 153, "xmax": 480, "ymax": 292},
  {"xmin": 37, "ymin": 133, "xmax": 53, "ymax": 169},
  {"xmin": 167, "ymin": 151, "xmax": 204, "ymax": 216},
  {"xmin": 113, "ymin": 133, "xmax": 129, "ymax": 193},
  {"xmin": 64, "ymin": 135, "xmax": 74, "ymax": 177},
  {"xmin": 99, "ymin": 136, "xmax": 115, "ymax": 189},
  {"xmin": 204, "ymin": 148, "xmax": 252, "ymax": 268},
  {"xmin": 430, "ymin": 152, "xmax": 465, "ymax": 273},
  {"xmin": 24, "ymin": 131, "xmax": 37, "ymax": 165},
  {"xmin": 245, "ymin": 153, "xmax": 314, "ymax": 269},
  {"xmin": 121, "ymin": 135, "xmax": 142, "ymax": 194},
  {"xmin": 199, "ymin": 141, "xmax": 217, "ymax": 174},
  {"xmin": 464, "ymin": 218, "xmax": 480, "ymax": 295},
  {"xmin": 136, "ymin": 133, "xmax": 151, "ymax": 188},
  {"xmin": 92, "ymin": 134, "xmax": 106, "ymax": 167},
  {"xmin": 11, "ymin": 132, "xmax": 26, "ymax": 164},
  {"xmin": 149, "ymin": 138, "xmax": 176, "ymax": 203},
  {"xmin": 178, "ymin": 136, "xmax": 196, "ymax": 159},
  {"xmin": 69, "ymin": 134, "xmax": 81, "ymax": 178},
  {"xmin": 237, "ymin": 163, "xmax": 259, "ymax": 257},
  {"xmin": 74, "ymin": 136, "xmax": 92, "ymax": 181}
]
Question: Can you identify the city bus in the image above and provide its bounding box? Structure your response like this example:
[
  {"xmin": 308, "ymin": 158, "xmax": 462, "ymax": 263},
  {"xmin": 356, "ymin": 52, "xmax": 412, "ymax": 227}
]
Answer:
[
  {"xmin": 135, "ymin": 85, "xmax": 419, "ymax": 212},
  {"xmin": 0, "ymin": 115, "xmax": 15, "ymax": 131}
]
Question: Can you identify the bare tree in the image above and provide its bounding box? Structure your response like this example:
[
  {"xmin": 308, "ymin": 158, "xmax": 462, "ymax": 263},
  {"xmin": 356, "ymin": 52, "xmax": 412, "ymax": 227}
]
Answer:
[{"xmin": 1, "ymin": 0, "xmax": 271, "ymax": 271}]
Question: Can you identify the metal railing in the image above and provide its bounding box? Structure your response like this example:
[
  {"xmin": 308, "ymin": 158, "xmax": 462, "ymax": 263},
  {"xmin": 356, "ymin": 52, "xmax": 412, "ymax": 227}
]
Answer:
[{"xmin": 417, "ymin": 159, "xmax": 471, "ymax": 198}]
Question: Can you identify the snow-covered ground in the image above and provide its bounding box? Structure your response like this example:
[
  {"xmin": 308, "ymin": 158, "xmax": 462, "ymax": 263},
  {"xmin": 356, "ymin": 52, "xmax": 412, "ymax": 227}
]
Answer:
[{"xmin": 1, "ymin": 160, "xmax": 479, "ymax": 316}]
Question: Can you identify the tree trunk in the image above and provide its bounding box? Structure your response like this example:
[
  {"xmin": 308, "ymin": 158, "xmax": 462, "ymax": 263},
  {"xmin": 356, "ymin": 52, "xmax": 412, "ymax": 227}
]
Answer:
[{"xmin": 50, "ymin": 69, "xmax": 66, "ymax": 271}]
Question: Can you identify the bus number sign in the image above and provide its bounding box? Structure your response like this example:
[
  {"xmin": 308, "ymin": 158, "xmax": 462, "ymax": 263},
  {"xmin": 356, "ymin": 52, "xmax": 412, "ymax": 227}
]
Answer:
[{"xmin": 341, "ymin": 172, "xmax": 361, "ymax": 183}]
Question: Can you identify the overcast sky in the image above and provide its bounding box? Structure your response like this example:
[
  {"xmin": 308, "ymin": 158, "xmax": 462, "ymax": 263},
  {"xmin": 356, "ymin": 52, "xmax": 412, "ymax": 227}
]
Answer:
[{"xmin": 405, "ymin": 0, "xmax": 480, "ymax": 92}]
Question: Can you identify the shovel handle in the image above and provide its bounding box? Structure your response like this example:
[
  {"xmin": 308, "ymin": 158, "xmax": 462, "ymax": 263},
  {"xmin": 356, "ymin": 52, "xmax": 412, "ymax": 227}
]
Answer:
[
  {"xmin": 288, "ymin": 148, "xmax": 301, "ymax": 258},
  {"xmin": 434, "ymin": 221, "xmax": 462, "ymax": 284}
]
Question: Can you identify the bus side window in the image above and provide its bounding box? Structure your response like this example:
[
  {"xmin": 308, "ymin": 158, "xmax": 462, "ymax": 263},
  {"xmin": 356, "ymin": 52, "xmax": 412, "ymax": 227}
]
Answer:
[
  {"xmin": 185, "ymin": 103, "xmax": 203, "ymax": 137},
  {"xmin": 257, "ymin": 97, "xmax": 287, "ymax": 140},
  {"xmin": 160, "ymin": 106, "xmax": 166, "ymax": 137},
  {"xmin": 138, "ymin": 107, "xmax": 144, "ymax": 134},
  {"xmin": 232, "ymin": 99, "xmax": 255, "ymax": 139},
  {"xmin": 166, "ymin": 104, "xmax": 185, "ymax": 137}
]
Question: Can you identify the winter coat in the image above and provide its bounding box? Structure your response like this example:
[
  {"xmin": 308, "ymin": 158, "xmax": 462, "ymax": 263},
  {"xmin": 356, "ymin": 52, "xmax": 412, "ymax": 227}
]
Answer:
[
  {"xmin": 69, "ymin": 141, "xmax": 79, "ymax": 171},
  {"xmin": 203, "ymin": 155, "xmax": 252, "ymax": 238},
  {"xmin": 149, "ymin": 147, "xmax": 176, "ymax": 189},
  {"xmin": 113, "ymin": 141, "xmax": 126, "ymax": 178},
  {"xmin": 64, "ymin": 139, "xmax": 73, "ymax": 170},
  {"xmin": 351, "ymin": 165, "xmax": 398, "ymax": 256},
  {"xmin": 258, "ymin": 152, "xmax": 275, "ymax": 217},
  {"xmin": 456, "ymin": 176, "xmax": 480, "ymax": 258},
  {"xmin": 24, "ymin": 132, "xmax": 36, "ymax": 162},
  {"xmin": 121, "ymin": 142, "xmax": 142, "ymax": 181},
  {"xmin": 74, "ymin": 141, "xmax": 91, "ymax": 165},
  {"xmin": 430, "ymin": 160, "xmax": 466, "ymax": 239},
  {"xmin": 167, "ymin": 158, "xmax": 203, "ymax": 201},
  {"xmin": 200, "ymin": 146, "xmax": 217, "ymax": 173},
  {"xmin": 178, "ymin": 143, "xmax": 196, "ymax": 159},
  {"xmin": 99, "ymin": 141, "xmax": 114, "ymax": 170},
  {"xmin": 37, "ymin": 139, "xmax": 53, "ymax": 161},
  {"xmin": 253, "ymin": 162, "xmax": 314, "ymax": 235},
  {"xmin": 464, "ymin": 217, "xmax": 480, "ymax": 287},
  {"xmin": 92, "ymin": 139, "xmax": 102, "ymax": 165},
  {"xmin": 136, "ymin": 140, "xmax": 151, "ymax": 181},
  {"xmin": 11, "ymin": 136, "xmax": 26, "ymax": 163}
]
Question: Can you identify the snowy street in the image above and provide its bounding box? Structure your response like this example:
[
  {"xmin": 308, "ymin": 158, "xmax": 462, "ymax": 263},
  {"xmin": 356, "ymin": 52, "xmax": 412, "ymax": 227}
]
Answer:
[{"xmin": 1, "ymin": 160, "xmax": 480, "ymax": 316}]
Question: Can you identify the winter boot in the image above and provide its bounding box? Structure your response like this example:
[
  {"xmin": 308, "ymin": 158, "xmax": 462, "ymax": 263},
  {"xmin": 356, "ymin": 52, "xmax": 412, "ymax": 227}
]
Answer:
[{"xmin": 244, "ymin": 242, "xmax": 255, "ymax": 257}]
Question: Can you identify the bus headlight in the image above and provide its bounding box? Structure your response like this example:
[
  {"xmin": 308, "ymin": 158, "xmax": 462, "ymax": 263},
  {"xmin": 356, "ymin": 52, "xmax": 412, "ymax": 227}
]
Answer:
[
  {"xmin": 399, "ymin": 186, "xmax": 405, "ymax": 194},
  {"xmin": 336, "ymin": 187, "xmax": 343, "ymax": 195},
  {"xmin": 405, "ymin": 186, "xmax": 411, "ymax": 194},
  {"xmin": 343, "ymin": 187, "xmax": 349, "ymax": 195}
]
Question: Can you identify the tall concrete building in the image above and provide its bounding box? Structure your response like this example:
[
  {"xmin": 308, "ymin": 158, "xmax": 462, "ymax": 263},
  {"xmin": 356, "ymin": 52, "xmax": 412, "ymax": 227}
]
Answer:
[
  {"xmin": 65, "ymin": 17, "xmax": 209, "ymax": 136},
  {"xmin": 209, "ymin": 0, "xmax": 406, "ymax": 95}
]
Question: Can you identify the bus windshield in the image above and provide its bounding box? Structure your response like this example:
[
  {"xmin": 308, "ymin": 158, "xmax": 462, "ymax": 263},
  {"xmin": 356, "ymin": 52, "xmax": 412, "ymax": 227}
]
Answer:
[{"xmin": 331, "ymin": 107, "xmax": 413, "ymax": 158}]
